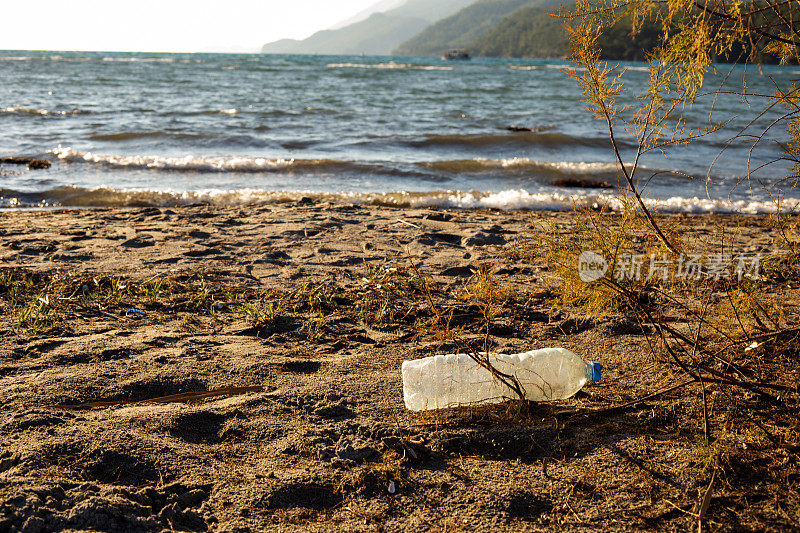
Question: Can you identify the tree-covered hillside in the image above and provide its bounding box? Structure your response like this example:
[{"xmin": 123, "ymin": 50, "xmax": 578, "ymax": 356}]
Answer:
[
  {"xmin": 468, "ymin": 5, "xmax": 566, "ymax": 58},
  {"xmin": 394, "ymin": 0, "xmax": 556, "ymax": 57},
  {"xmin": 469, "ymin": 5, "xmax": 664, "ymax": 59},
  {"xmin": 396, "ymin": 0, "xmax": 660, "ymax": 60}
]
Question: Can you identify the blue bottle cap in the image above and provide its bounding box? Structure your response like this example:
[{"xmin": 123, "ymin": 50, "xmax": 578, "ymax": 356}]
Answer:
[{"xmin": 589, "ymin": 362, "xmax": 602, "ymax": 382}]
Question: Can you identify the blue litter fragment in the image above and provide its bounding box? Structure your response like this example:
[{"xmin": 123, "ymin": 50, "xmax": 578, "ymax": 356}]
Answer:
[{"xmin": 125, "ymin": 308, "xmax": 147, "ymax": 318}]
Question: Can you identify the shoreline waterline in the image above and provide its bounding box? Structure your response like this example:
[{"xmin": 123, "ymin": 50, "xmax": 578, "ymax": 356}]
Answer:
[{"xmin": 0, "ymin": 185, "xmax": 797, "ymax": 214}]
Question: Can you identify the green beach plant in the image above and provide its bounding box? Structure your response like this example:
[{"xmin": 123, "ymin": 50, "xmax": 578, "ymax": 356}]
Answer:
[{"xmin": 240, "ymin": 293, "xmax": 283, "ymax": 327}]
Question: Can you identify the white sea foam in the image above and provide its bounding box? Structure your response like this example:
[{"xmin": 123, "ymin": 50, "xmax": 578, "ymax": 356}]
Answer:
[
  {"xmin": 544, "ymin": 161, "xmax": 623, "ymax": 172},
  {"xmin": 24, "ymin": 183, "xmax": 798, "ymax": 214},
  {"xmin": 51, "ymin": 148, "xmax": 628, "ymax": 178},
  {"xmin": 1, "ymin": 106, "xmax": 86, "ymax": 116},
  {"xmin": 544, "ymin": 64, "xmax": 588, "ymax": 72},
  {"xmin": 421, "ymin": 189, "xmax": 800, "ymax": 214},
  {"xmin": 478, "ymin": 157, "xmax": 538, "ymax": 168},
  {"xmin": 327, "ymin": 62, "xmax": 453, "ymax": 71},
  {"xmin": 52, "ymin": 147, "xmax": 295, "ymax": 171},
  {"xmin": 101, "ymin": 57, "xmax": 174, "ymax": 63},
  {"xmin": 425, "ymin": 158, "xmax": 628, "ymax": 176},
  {"xmin": 475, "ymin": 158, "xmax": 621, "ymax": 172},
  {"xmin": 509, "ymin": 65, "xmax": 540, "ymax": 71}
]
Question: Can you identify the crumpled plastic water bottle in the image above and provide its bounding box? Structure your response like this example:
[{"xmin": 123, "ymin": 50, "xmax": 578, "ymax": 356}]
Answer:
[{"xmin": 402, "ymin": 347, "xmax": 601, "ymax": 411}]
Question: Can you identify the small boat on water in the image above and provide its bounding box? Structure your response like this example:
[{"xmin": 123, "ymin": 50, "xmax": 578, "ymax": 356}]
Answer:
[{"xmin": 442, "ymin": 49, "xmax": 471, "ymax": 61}]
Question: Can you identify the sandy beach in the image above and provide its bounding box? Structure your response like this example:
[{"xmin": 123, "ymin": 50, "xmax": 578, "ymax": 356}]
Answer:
[{"xmin": 0, "ymin": 203, "xmax": 797, "ymax": 532}]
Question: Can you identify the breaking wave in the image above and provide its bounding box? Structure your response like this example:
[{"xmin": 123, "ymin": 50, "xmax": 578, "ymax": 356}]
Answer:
[
  {"xmin": 430, "ymin": 190, "xmax": 800, "ymax": 214},
  {"xmin": 423, "ymin": 158, "xmax": 624, "ymax": 174},
  {"xmin": 1, "ymin": 106, "xmax": 89, "ymax": 116},
  {"xmin": 51, "ymin": 147, "xmax": 631, "ymax": 179},
  {"xmin": 47, "ymin": 148, "xmax": 688, "ymax": 187},
  {"xmin": 52, "ymin": 147, "xmax": 362, "ymax": 173},
  {"xmin": 49, "ymin": 147, "xmax": 445, "ymax": 180},
  {"xmin": 0, "ymin": 186, "xmax": 796, "ymax": 214}
]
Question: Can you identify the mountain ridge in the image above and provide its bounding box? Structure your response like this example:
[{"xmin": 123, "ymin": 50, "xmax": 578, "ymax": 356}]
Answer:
[
  {"xmin": 261, "ymin": 0, "xmax": 475, "ymax": 55},
  {"xmin": 330, "ymin": 0, "xmax": 406, "ymax": 30}
]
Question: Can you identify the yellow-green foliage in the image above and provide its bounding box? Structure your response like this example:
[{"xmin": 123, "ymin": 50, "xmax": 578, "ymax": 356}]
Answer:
[
  {"xmin": 525, "ymin": 200, "xmax": 669, "ymax": 316},
  {"xmin": 462, "ymin": 263, "xmax": 515, "ymax": 322},
  {"xmin": 518, "ymin": 202, "xmax": 781, "ymax": 340}
]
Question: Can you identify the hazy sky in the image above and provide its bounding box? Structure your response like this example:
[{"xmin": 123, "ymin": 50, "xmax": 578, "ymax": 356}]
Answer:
[{"xmin": 0, "ymin": 0, "xmax": 381, "ymax": 53}]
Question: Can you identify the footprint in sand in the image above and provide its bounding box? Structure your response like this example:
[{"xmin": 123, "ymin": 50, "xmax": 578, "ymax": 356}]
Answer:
[{"xmin": 121, "ymin": 235, "xmax": 156, "ymax": 248}]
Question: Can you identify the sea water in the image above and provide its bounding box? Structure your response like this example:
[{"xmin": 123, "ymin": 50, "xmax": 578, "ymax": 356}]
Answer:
[{"xmin": 0, "ymin": 51, "xmax": 797, "ymax": 212}]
